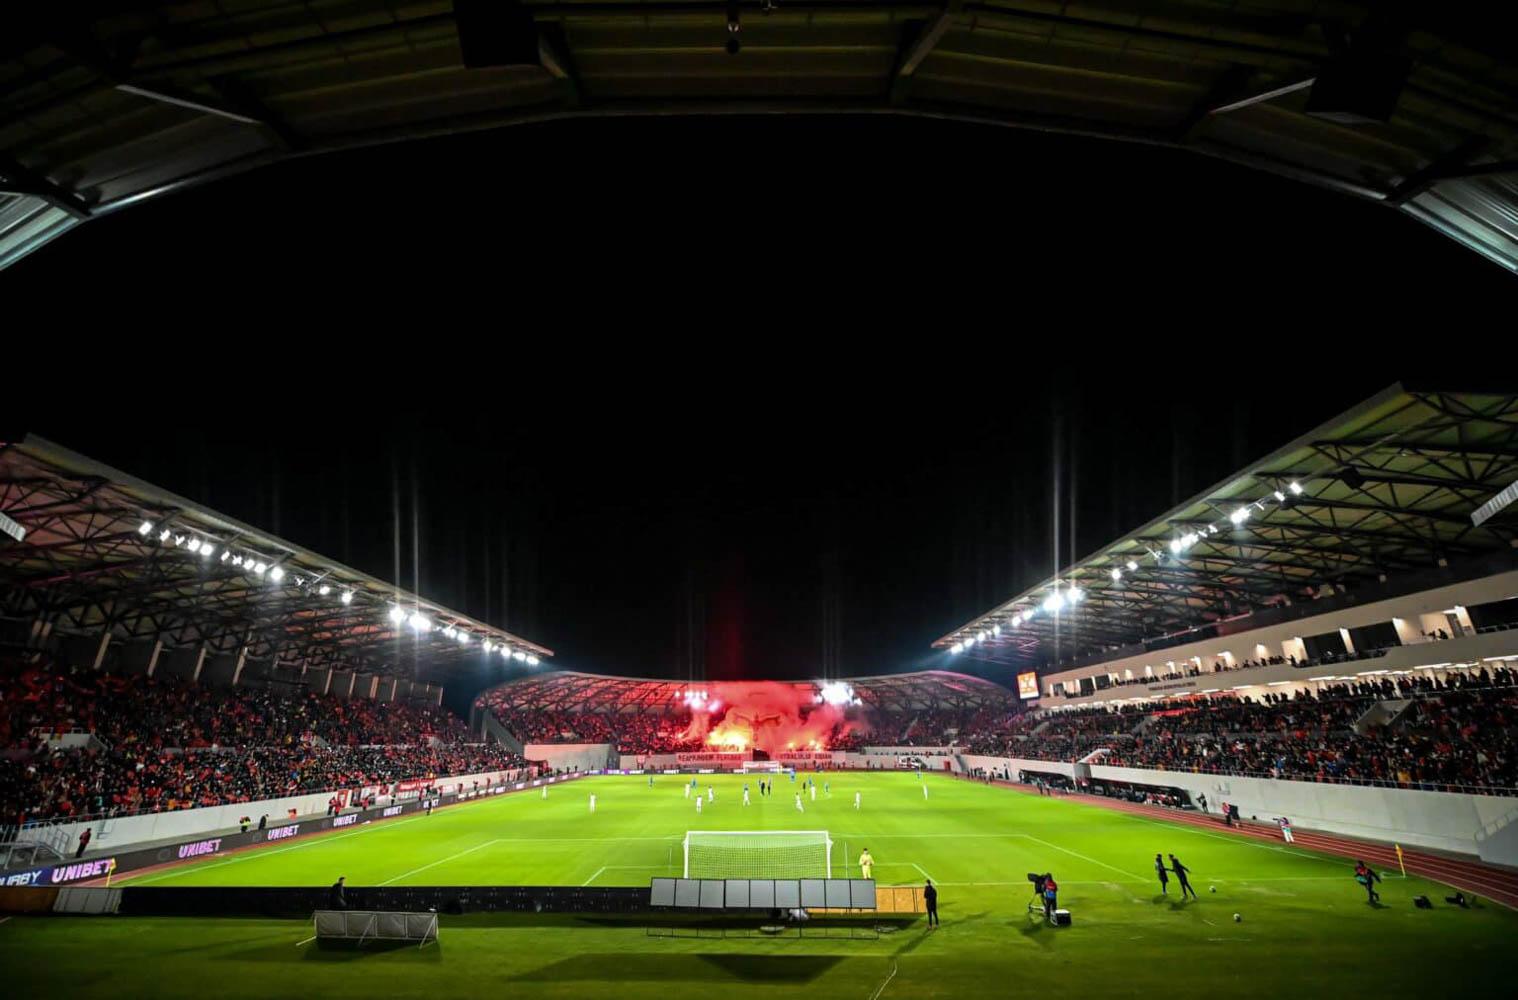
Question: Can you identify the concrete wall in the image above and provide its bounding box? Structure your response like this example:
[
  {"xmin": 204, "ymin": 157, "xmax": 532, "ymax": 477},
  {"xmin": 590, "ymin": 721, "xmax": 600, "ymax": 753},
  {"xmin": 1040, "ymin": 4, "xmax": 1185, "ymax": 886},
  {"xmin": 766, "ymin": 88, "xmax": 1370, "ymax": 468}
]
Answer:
[
  {"xmin": 1041, "ymin": 568, "xmax": 1518, "ymax": 704},
  {"xmin": 32, "ymin": 766, "xmax": 528, "ymax": 856},
  {"xmin": 524, "ymin": 743, "xmax": 614, "ymax": 773},
  {"xmin": 941, "ymin": 752, "xmax": 1518, "ymax": 867}
]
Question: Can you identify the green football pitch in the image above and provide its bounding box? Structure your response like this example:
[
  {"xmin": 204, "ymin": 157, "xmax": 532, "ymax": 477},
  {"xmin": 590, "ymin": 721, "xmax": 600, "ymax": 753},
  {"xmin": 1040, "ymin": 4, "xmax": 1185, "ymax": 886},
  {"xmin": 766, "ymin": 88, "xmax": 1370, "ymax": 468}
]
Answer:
[{"xmin": 7, "ymin": 772, "xmax": 1516, "ymax": 1000}]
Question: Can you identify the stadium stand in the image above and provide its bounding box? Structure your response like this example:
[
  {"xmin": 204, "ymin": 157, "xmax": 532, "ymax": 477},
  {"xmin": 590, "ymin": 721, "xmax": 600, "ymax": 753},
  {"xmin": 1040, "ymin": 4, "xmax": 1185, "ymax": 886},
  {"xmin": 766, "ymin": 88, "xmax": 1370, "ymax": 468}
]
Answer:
[
  {"xmin": 0, "ymin": 656, "xmax": 524, "ymax": 825},
  {"xmin": 965, "ymin": 665, "xmax": 1517, "ymax": 794},
  {"xmin": 0, "ymin": 439, "xmax": 554, "ymax": 833},
  {"xmin": 474, "ymin": 671, "xmax": 1019, "ymax": 754}
]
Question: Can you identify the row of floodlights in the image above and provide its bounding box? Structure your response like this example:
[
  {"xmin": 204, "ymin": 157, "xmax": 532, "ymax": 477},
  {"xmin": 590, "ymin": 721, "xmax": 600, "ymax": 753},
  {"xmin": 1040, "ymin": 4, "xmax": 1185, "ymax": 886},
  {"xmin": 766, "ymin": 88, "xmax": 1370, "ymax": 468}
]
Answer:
[
  {"xmin": 383, "ymin": 605, "xmax": 539, "ymax": 664},
  {"xmin": 139, "ymin": 520, "xmax": 355, "ymax": 598},
  {"xmin": 950, "ymin": 586, "xmax": 1088, "ymax": 654},
  {"xmin": 949, "ymin": 481, "xmax": 1305, "ymax": 652},
  {"xmin": 139, "ymin": 519, "xmax": 537, "ymax": 662}
]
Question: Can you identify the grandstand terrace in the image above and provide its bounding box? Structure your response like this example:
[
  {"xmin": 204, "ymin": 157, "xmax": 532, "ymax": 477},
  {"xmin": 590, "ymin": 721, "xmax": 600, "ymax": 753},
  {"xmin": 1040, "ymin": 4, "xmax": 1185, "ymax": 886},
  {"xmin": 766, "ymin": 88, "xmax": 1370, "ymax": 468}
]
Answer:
[
  {"xmin": 475, "ymin": 669, "xmax": 1019, "ymax": 754},
  {"xmin": 0, "ymin": 436, "xmax": 553, "ymax": 833},
  {"xmin": 936, "ymin": 386, "xmax": 1518, "ymax": 676},
  {"xmin": 939, "ymin": 386, "xmax": 1518, "ymax": 803}
]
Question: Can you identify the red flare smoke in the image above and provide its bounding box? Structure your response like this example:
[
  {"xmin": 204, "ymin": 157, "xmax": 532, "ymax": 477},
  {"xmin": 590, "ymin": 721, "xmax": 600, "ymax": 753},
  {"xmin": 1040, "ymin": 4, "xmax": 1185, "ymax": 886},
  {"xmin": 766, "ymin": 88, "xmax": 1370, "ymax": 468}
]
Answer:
[{"xmin": 680, "ymin": 680, "xmax": 861, "ymax": 756}]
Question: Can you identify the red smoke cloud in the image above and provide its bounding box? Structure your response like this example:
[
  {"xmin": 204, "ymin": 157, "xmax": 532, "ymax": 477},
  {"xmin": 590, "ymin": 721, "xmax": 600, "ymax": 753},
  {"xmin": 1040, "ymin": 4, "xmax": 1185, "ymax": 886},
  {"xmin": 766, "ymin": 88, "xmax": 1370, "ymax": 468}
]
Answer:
[{"xmin": 679, "ymin": 680, "xmax": 861, "ymax": 756}]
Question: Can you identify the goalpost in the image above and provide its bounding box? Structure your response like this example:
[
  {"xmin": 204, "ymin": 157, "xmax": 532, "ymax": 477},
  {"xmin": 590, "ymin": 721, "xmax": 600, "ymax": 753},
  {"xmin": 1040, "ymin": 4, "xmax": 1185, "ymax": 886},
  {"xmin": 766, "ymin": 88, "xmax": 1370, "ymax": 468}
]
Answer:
[
  {"xmin": 683, "ymin": 830, "xmax": 833, "ymax": 878},
  {"xmin": 741, "ymin": 760, "xmax": 782, "ymax": 774}
]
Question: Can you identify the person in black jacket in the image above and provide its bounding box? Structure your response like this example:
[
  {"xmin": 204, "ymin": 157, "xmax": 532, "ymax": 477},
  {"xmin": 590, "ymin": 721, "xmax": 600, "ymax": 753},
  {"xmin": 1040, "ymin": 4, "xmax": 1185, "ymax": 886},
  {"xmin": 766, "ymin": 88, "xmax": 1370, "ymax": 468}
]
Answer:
[
  {"xmin": 1169, "ymin": 855, "xmax": 1198, "ymax": 900},
  {"xmin": 1154, "ymin": 854, "xmax": 1169, "ymax": 895},
  {"xmin": 1354, "ymin": 861, "xmax": 1382, "ymax": 903},
  {"xmin": 329, "ymin": 876, "xmax": 347, "ymax": 910},
  {"xmin": 924, "ymin": 878, "xmax": 939, "ymax": 929}
]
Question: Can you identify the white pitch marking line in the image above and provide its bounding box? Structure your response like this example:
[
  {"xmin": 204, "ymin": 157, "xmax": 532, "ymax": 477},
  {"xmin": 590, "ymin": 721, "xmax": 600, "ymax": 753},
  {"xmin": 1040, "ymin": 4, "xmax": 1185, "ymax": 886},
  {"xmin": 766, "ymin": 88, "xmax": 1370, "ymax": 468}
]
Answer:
[
  {"xmin": 124, "ymin": 815, "xmax": 430, "ymax": 885},
  {"xmin": 911, "ymin": 862, "xmax": 936, "ymax": 883},
  {"xmin": 295, "ymin": 936, "xmax": 316, "ymax": 946},
  {"xmin": 581, "ymin": 867, "xmax": 607, "ymax": 887},
  {"xmin": 1016, "ymin": 834, "xmax": 1148, "ymax": 882},
  {"xmin": 380, "ymin": 838, "xmax": 504, "ymax": 886},
  {"xmin": 1108, "ymin": 812, "xmax": 1341, "ymax": 866}
]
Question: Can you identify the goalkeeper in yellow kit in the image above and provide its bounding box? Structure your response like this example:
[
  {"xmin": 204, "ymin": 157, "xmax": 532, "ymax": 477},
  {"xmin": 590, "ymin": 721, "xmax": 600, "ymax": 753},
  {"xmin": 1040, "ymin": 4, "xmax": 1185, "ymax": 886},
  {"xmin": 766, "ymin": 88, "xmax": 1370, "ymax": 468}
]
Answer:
[{"xmin": 858, "ymin": 848, "xmax": 874, "ymax": 879}]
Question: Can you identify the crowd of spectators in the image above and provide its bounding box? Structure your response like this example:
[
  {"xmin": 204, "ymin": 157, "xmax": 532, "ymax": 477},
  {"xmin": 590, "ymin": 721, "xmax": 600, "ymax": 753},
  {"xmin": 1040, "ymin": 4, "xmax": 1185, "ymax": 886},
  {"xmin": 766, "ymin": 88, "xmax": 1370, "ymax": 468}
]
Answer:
[
  {"xmin": 472, "ymin": 663, "xmax": 1516, "ymax": 794},
  {"xmin": 3, "ymin": 742, "xmax": 528, "ymax": 825},
  {"xmin": 1, "ymin": 659, "xmax": 522, "ymax": 826},
  {"xmin": 972, "ymin": 666, "xmax": 1517, "ymax": 794},
  {"xmin": 4, "ymin": 660, "xmax": 470, "ymax": 751}
]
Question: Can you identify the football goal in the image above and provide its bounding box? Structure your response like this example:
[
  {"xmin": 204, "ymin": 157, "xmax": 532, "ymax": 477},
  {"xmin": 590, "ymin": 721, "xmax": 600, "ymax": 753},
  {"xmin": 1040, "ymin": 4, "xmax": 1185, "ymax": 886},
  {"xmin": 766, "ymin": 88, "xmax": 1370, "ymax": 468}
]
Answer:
[
  {"xmin": 741, "ymin": 760, "xmax": 782, "ymax": 774},
  {"xmin": 683, "ymin": 830, "xmax": 833, "ymax": 879}
]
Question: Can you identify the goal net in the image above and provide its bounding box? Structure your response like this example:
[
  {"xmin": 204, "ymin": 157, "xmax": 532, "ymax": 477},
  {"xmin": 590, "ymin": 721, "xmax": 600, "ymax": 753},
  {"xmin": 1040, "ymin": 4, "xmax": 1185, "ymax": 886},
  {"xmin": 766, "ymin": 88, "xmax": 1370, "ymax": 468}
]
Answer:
[
  {"xmin": 741, "ymin": 760, "xmax": 782, "ymax": 774},
  {"xmin": 683, "ymin": 830, "xmax": 832, "ymax": 878}
]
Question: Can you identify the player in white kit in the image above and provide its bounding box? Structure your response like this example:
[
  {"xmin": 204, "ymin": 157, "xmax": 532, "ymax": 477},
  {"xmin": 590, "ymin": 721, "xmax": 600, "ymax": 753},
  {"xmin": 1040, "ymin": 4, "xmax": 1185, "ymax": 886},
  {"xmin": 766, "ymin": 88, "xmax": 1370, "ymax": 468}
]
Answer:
[
  {"xmin": 795, "ymin": 793, "xmax": 803, "ymax": 812},
  {"xmin": 923, "ymin": 784, "xmax": 929, "ymax": 801},
  {"xmin": 743, "ymin": 787, "xmax": 751, "ymax": 805},
  {"xmin": 684, "ymin": 783, "xmax": 691, "ymax": 799},
  {"xmin": 854, "ymin": 791, "xmax": 861, "ymax": 809},
  {"xmin": 589, "ymin": 794, "xmax": 596, "ymax": 813},
  {"xmin": 696, "ymin": 795, "xmax": 703, "ymax": 814},
  {"xmin": 707, "ymin": 787, "xmax": 713, "ymax": 803},
  {"xmin": 809, "ymin": 784, "xmax": 816, "ymax": 802}
]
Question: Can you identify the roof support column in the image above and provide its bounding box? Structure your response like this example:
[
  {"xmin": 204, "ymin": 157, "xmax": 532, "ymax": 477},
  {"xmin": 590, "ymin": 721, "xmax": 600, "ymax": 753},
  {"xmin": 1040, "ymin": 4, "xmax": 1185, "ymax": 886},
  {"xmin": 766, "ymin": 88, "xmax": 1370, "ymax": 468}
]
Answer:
[
  {"xmin": 146, "ymin": 638, "xmax": 163, "ymax": 678},
  {"xmin": 91, "ymin": 628, "xmax": 111, "ymax": 670},
  {"xmin": 192, "ymin": 645, "xmax": 208, "ymax": 684},
  {"xmin": 232, "ymin": 646, "xmax": 248, "ymax": 687}
]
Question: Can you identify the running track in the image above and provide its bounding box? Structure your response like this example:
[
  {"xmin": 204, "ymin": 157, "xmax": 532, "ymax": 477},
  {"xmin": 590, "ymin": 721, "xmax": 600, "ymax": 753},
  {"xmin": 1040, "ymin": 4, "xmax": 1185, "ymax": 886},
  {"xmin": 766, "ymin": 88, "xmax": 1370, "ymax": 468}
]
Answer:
[{"xmin": 967, "ymin": 776, "xmax": 1518, "ymax": 909}]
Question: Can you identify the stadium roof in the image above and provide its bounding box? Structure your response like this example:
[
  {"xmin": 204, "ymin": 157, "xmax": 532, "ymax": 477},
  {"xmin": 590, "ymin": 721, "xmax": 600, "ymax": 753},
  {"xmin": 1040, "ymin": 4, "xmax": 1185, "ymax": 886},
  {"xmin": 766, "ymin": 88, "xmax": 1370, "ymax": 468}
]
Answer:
[
  {"xmin": 478, "ymin": 668, "xmax": 1012, "ymax": 712},
  {"xmin": 2, "ymin": 2, "xmax": 1516, "ymax": 272},
  {"xmin": 935, "ymin": 384, "xmax": 1518, "ymax": 667},
  {"xmin": 0, "ymin": 434, "xmax": 553, "ymax": 675}
]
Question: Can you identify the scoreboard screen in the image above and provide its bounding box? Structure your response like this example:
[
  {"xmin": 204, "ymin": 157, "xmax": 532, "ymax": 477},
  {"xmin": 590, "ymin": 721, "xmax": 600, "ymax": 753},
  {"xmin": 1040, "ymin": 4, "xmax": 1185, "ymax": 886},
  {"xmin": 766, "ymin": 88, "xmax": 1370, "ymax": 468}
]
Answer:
[{"xmin": 1016, "ymin": 671, "xmax": 1039, "ymax": 700}]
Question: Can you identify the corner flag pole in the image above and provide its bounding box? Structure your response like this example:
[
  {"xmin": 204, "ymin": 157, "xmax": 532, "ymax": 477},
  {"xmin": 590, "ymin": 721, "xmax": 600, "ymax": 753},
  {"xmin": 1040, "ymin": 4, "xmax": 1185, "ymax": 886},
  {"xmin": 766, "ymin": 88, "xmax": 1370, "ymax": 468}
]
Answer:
[
  {"xmin": 1395, "ymin": 845, "xmax": 1406, "ymax": 876},
  {"xmin": 105, "ymin": 858, "xmax": 116, "ymax": 888}
]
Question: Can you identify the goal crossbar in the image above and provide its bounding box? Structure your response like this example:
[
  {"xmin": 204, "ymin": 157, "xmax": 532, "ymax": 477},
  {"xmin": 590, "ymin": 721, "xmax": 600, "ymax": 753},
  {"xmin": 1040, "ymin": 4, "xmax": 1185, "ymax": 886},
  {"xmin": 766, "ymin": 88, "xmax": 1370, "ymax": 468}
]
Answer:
[{"xmin": 683, "ymin": 830, "xmax": 833, "ymax": 879}]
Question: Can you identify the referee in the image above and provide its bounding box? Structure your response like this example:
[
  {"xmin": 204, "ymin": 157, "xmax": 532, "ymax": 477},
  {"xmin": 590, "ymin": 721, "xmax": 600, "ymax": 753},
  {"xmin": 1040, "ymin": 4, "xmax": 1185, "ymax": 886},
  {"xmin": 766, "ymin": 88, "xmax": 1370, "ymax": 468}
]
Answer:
[{"xmin": 924, "ymin": 878, "xmax": 939, "ymax": 929}]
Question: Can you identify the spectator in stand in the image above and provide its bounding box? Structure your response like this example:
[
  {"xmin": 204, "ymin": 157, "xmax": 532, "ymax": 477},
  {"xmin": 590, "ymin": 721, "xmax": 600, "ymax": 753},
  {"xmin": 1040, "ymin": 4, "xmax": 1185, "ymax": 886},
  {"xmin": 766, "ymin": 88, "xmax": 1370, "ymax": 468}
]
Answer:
[{"xmin": 75, "ymin": 827, "xmax": 91, "ymax": 857}]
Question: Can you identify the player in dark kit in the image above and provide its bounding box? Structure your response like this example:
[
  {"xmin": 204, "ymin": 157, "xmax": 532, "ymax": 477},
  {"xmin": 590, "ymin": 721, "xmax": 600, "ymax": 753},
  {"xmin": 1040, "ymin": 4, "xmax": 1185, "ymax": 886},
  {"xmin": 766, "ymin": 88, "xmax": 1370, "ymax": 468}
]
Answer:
[
  {"xmin": 1169, "ymin": 855, "xmax": 1198, "ymax": 900},
  {"xmin": 1154, "ymin": 854, "xmax": 1169, "ymax": 895},
  {"xmin": 1354, "ymin": 861, "xmax": 1382, "ymax": 903},
  {"xmin": 924, "ymin": 878, "xmax": 939, "ymax": 928}
]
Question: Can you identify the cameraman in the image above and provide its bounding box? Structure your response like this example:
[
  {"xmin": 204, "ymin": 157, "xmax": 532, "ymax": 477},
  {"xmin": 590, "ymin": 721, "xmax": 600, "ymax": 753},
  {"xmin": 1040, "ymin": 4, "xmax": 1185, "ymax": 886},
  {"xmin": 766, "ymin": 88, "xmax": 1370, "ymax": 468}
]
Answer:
[{"xmin": 1042, "ymin": 873, "xmax": 1059, "ymax": 919}]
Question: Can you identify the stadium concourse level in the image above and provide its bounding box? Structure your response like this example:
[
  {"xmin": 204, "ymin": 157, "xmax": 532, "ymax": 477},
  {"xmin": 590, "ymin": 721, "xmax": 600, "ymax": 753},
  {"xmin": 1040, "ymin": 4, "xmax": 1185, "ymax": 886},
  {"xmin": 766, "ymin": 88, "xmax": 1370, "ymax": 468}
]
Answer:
[
  {"xmin": 474, "ymin": 670, "xmax": 1024, "ymax": 753},
  {"xmin": 968, "ymin": 666, "xmax": 1518, "ymax": 794},
  {"xmin": 1086, "ymin": 628, "xmax": 1475, "ymax": 692},
  {"xmin": 0, "ymin": 655, "xmax": 527, "ymax": 827}
]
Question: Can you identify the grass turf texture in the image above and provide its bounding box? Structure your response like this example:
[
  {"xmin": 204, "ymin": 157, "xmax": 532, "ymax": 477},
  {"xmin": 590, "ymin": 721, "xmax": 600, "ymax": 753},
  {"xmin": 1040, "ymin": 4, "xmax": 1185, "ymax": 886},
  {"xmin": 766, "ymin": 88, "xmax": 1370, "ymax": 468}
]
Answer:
[{"xmin": 7, "ymin": 773, "xmax": 1515, "ymax": 1000}]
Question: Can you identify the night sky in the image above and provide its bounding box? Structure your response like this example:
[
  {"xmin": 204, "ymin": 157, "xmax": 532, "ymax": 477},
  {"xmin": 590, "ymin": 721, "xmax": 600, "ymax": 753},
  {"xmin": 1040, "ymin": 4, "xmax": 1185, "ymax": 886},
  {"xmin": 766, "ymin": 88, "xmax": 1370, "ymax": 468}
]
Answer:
[{"xmin": 8, "ymin": 115, "xmax": 1505, "ymax": 701}]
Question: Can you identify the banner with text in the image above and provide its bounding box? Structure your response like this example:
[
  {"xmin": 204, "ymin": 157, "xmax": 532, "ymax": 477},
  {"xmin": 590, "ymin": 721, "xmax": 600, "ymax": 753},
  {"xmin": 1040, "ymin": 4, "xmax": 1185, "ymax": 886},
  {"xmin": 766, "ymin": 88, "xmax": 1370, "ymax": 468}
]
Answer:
[{"xmin": 674, "ymin": 752, "xmax": 752, "ymax": 766}]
